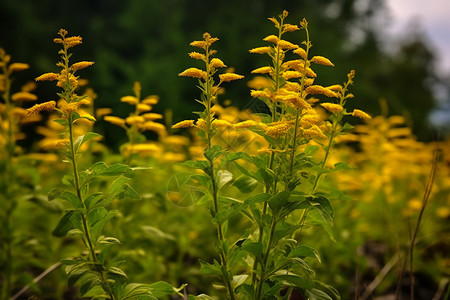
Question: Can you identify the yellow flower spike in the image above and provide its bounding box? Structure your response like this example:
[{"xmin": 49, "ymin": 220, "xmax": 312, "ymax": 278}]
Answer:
[
  {"xmin": 178, "ymin": 67, "xmax": 207, "ymax": 79},
  {"xmin": 71, "ymin": 61, "xmax": 95, "ymax": 72},
  {"xmin": 137, "ymin": 103, "xmax": 152, "ymax": 113},
  {"xmin": 11, "ymin": 92, "xmax": 38, "ymax": 102},
  {"xmin": 35, "ymin": 72, "xmax": 59, "ymax": 81},
  {"xmin": 249, "ymin": 47, "xmax": 272, "ymax": 54},
  {"xmin": 325, "ymin": 84, "xmax": 343, "ymax": 92},
  {"xmin": 96, "ymin": 107, "xmax": 113, "ymax": 118},
  {"xmin": 263, "ymin": 35, "xmax": 279, "ymax": 44},
  {"xmin": 212, "ymin": 119, "xmax": 233, "ymax": 128},
  {"xmin": 143, "ymin": 121, "xmax": 167, "ymax": 135},
  {"xmin": 78, "ymin": 112, "xmax": 96, "ymax": 122},
  {"xmin": 142, "ymin": 95, "xmax": 159, "ymax": 105},
  {"xmin": 234, "ymin": 120, "xmax": 259, "ymax": 129},
  {"xmin": 190, "ymin": 40, "xmax": 207, "ymax": 49},
  {"xmin": 120, "ymin": 95, "xmax": 139, "ymax": 105},
  {"xmin": 283, "ymin": 24, "xmax": 300, "ymax": 32},
  {"xmin": 305, "ymin": 67, "xmax": 317, "ymax": 78},
  {"xmin": 142, "ymin": 113, "xmax": 163, "ymax": 121},
  {"xmin": 300, "ymin": 114, "xmax": 322, "ymax": 128},
  {"xmin": 247, "ymin": 76, "xmax": 272, "ymax": 89},
  {"xmin": 195, "ymin": 118, "xmax": 207, "ymax": 129},
  {"xmin": 9, "ymin": 63, "xmax": 30, "ymax": 73},
  {"xmin": 300, "ymin": 18, "xmax": 308, "ymax": 29},
  {"xmin": 305, "ymin": 85, "xmax": 338, "ymax": 98},
  {"xmin": 126, "ymin": 115, "xmax": 145, "ymax": 126},
  {"xmin": 104, "ymin": 115, "xmax": 126, "ymax": 127},
  {"xmin": 293, "ymin": 48, "xmax": 307, "ymax": 60},
  {"xmin": 265, "ymin": 122, "xmax": 292, "ymax": 138},
  {"xmin": 352, "ymin": 109, "xmax": 372, "ymax": 120},
  {"xmin": 64, "ymin": 36, "xmax": 83, "ymax": 48},
  {"xmin": 250, "ymin": 89, "xmax": 272, "ymax": 99},
  {"xmin": 282, "ymin": 71, "xmax": 303, "ymax": 80},
  {"xmin": 210, "ymin": 58, "xmax": 227, "ymax": 68},
  {"xmin": 26, "ymin": 101, "xmax": 56, "ymax": 115},
  {"xmin": 172, "ymin": 120, "xmax": 195, "ymax": 129},
  {"xmin": 311, "ymin": 56, "xmax": 334, "ymax": 67},
  {"xmin": 302, "ymin": 125, "xmax": 327, "ymax": 139},
  {"xmin": 219, "ymin": 73, "xmax": 244, "ymax": 82},
  {"xmin": 320, "ymin": 102, "xmax": 344, "ymax": 114},
  {"xmin": 189, "ymin": 51, "xmax": 206, "ymax": 61},
  {"xmin": 251, "ymin": 66, "xmax": 272, "ymax": 74},
  {"xmin": 268, "ymin": 17, "xmax": 280, "ymax": 27},
  {"xmin": 55, "ymin": 139, "xmax": 70, "ymax": 149},
  {"xmin": 277, "ymin": 40, "xmax": 299, "ymax": 50}
]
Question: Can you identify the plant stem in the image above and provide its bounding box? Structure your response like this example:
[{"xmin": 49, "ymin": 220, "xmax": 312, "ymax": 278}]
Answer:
[
  {"xmin": 68, "ymin": 117, "xmax": 115, "ymax": 300},
  {"xmin": 256, "ymin": 217, "xmax": 277, "ymax": 299}
]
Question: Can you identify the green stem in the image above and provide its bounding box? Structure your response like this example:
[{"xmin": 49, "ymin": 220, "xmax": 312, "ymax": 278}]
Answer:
[{"xmin": 256, "ymin": 217, "xmax": 277, "ymax": 299}]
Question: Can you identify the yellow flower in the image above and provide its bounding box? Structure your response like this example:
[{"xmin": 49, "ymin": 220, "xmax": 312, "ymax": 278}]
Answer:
[
  {"xmin": 143, "ymin": 121, "xmax": 167, "ymax": 136},
  {"xmin": 249, "ymin": 47, "xmax": 272, "ymax": 54},
  {"xmin": 142, "ymin": 95, "xmax": 159, "ymax": 105},
  {"xmin": 35, "ymin": 72, "xmax": 59, "ymax": 82},
  {"xmin": 163, "ymin": 135, "xmax": 190, "ymax": 146},
  {"xmin": 305, "ymin": 85, "xmax": 338, "ymax": 98},
  {"xmin": 137, "ymin": 103, "xmax": 152, "ymax": 113},
  {"xmin": 263, "ymin": 35, "xmax": 279, "ymax": 44},
  {"xmin": 352, "ymin": 109, "xmax": 372, "ymax": 120},
  {"xmin": 293, "ymin": 48, "xmax": 307, "ymax": 59},
  {"xmin": 320, "ymin": 102, "xmax": 343, "ymax": 114},
  {"xmin": 310, "ymin": 56, "xmax": 334, "ymax": 67},
  {"xmin": 305, "ymin": 68, "xmax": 317, "ymax": 78},
  {"xmin": 219, "ymin": 73, "xmax": 244, "ymax": 82},
  {"xmin": 300, "ymin": 114, "xmax": 322, "ymax": 128},
  {"xmin": 326, "ymin": 84, "xmax": 343, "ymax": 92},
  {"xmin": 172, "ymin": 120, "xmax": 195, "ymax": 129},
  {"xmin": 302, "ymin": 125, "xmax": 327, "ymax": 139},
  {"xmin": 265, "ymin": 122, "xmax": 292, "ymax": 138},
  {"xmin": 282, "ymin": 71, "xmax": 303, "ymax": 80},
  {"xmin": 126, "ymin": 115, "xmax": 145, "ymax": 125},
  {"xmin": 96, "ymin": 107, "xmax": 113, "ymax": 118},
  {"xmin": 234, "ymin": 120, "xmax": 259, "ymax": 129},
  {"xmin": 212, "ymin": 119, "xmax": 233, "ymax": 128},
  {"xmin": 247, "ymin": 76, "xmax": 271, "ymax": 89},
  {"xmin": 64, "ymin": 36, "xmax": 83, "ymax": 48},
  {"xmin": 210, "ymin": 58, "xmax": 227, "ymax": 68},
  {"xmin": 104, "ymin": 116, "xmax": 126, "ymax": 127},
  {"xmin": 79, "ymin": 112, "xmax": 96, "ymax": 122},
  {"xmin": 250, "ymin": 89, "xmax": 272, "ymax": 99},
  {"xmin": 11, "ymin": 92, "xmax": 37, "ymax": 102},
  {"xmin": 121, "ymin": 95, "xmax": 139, "ymax": 105},
  {"xmin": 55, "ymin": 139, "xmax": 70, "ymax": 149},
  {"xmin": 71, "ymin": 61, "xmax": 95, "ymax": 72},
  {"xmin": 178, "ymin": 68, "xmax": 207, "ymax": 79},
  {"xmin": 9, "ymin": 63, "xmax": 29, "ymax": 73},
  {"xmin": 26, "ymin": 101, "xmax": 56, "ymax": 115},
  {"xmin": 277, "ymin": 40, "xmax": 299, "ymax": 50},
  {"xmin": 251, "ymin": 66, "xmax": 272, "ymax": 74},
  {"xmin": 142, "ymin": 113, "xmax": 163, "ymax": 121},
  {"xmin": 190, "ymin": 40, "xmax": 207, "ymax": 49},
  {"xmin": 283, "ymin": 24, "xmax": 299, "ymax": 32},
  {"xmin": 189, "ymin": 52, "xmax": 206, "ymax": 61}
]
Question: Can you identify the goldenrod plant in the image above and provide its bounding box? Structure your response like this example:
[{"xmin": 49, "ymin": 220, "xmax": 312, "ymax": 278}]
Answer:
[
  {"xmin": 172, "ymin": 11, "xmax": 372, "ymax": 299},
  {"xmin": 104, "ymin": 82, "xmax": 166, "ymax": 164},
  {"xmin": 31, "ymin": 29, "xmax": 183, "ymax": 300},
  {"xmin": 0, "ymin": 48, "xmax": 42, "ymax": 300}
]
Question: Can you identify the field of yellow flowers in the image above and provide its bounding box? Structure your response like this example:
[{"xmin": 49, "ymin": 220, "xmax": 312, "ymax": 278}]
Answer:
[{"xmin": 0, "ymin": 10, "xmax": 449, "ymax": 300}]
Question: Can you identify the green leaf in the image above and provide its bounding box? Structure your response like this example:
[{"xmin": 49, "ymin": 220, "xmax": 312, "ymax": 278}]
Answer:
[
  {"xmin": 147, "ymin": 281, "xmax": 184, "ymax": 298},
  {"xmin": 107, "ymin": 266, "xmax": 128, "ymax": 279},
  {"xmin": 74, "ymin": 132, "xmax": 102, "ymax": 153},
  {"xmin": 289, "ymin": 245, "xmax": 321, "ymax": 263},
  {"xmin": 98, "ymin": 236, "xmax": 122, "ymax": 245},
  {"xmin": 239, "ymin": 241, "xmax": 263, "ymax": 260},
  {"xmin": 333, "ymin": 162, "xmax": 353, "ymax": 171},
  {"xmin": 85, "ymin": 192, "xmax": 105, "ymax": 210},
  {"xmin": 91, "ymin": 162, "xmax": 132, "ymax": 177},
  {"xmin": 213, "ymin": 203, "xmax": 243, "ymax": 223},
  {"xmin": 244, "ymin": 193, "xmax": 270, "ymax": 205},
  {"xmin": 53, "ymin": 210, "xmax": 76, "ymax": 237},
  {"xmin": 268, "ymin": 191, "xmax": 291, "ymax": 213},
  {"xmin": 48, "ymin": 188, "xmax": 65, "ymax": 201},
  {"xmin": 217, "ymin": 170, "xmax": 233, "ymax": 189},
  {"xmin": 233, "ymin": 176, "xmax": 258, "ymax": 193},
  {"xmin": 53, "ymin": 118, "xmax": 68, "ymax": 127},
  {"xmin": 66, "ymin": 263, "xmax": 90, "ymax": 286},
  {"xmin": 204, "ymin": 145, "xmax": 223, "ymax": 161},
  {"xmin": 308, "ymin": 208, "xmax": 335, "ymax": 242},
  {"xmin": 88, "ymin": 208, "xmax": 116, "ymax": 240},
  {"xmin": 62, "ymin": 175, "xmax": 75, "ymax": 188},
  {"xmin": 273, "ymin": 274, "xmax": 314, "ymax": 289},
  {"xmin": 180, "ymin": 160, "xmax": 210, "ymax": 173},
  {"xmin": 305, "ymin": 288, "xmax": 333, "ymax": 300},
  {"xmin": 199, "ymin": 259, "xmax": 223, "ymax": 277}
]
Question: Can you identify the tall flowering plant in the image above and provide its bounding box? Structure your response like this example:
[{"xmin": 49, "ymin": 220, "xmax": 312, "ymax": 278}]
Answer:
[{"xmin": 175, "ymin": 11, "xmax": 371, "ymax": 300}]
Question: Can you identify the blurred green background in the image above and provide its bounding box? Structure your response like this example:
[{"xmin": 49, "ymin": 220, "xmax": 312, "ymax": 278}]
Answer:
[{"xmin": 1, "ymin": 0, "xmax": 446, "ymax": 147}]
